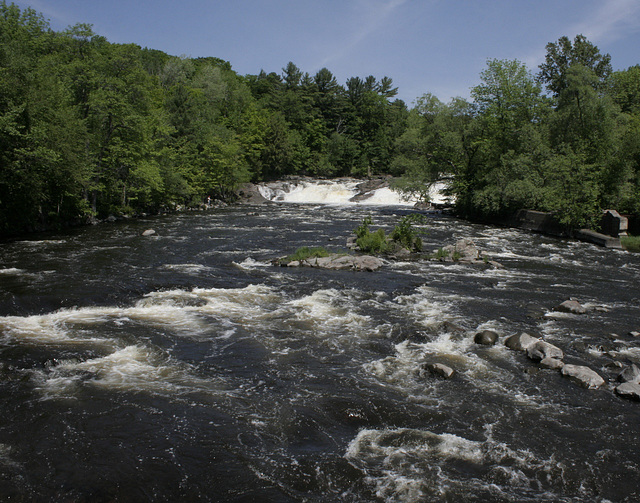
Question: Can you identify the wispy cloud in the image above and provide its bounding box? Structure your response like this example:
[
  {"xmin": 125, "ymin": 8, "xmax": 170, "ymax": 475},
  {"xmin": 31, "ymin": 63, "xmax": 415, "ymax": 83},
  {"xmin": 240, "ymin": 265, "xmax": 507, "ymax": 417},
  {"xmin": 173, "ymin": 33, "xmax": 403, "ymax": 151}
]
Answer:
[
  {"xmin": 573, "ymin": 0, "xmax": 640, "ymax": 43},
  {"xmin": 14, "ymin": 0, "xmax": 74, "ymax": 28},
  {"xmin": 316, "ymin": 0, "xmax": 408, "ymax": 68},
  {"xmin": 523, "ymin": 0, "xmax": 640, "ymax": 70}
]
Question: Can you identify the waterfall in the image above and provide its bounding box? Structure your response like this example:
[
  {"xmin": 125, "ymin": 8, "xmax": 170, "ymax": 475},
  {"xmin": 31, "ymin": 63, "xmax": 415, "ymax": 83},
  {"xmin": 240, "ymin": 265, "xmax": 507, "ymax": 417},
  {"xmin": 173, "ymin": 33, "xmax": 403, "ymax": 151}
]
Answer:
[{"xmin": 257, "ymin": 179, "xmax": 451, "ymax": 206}]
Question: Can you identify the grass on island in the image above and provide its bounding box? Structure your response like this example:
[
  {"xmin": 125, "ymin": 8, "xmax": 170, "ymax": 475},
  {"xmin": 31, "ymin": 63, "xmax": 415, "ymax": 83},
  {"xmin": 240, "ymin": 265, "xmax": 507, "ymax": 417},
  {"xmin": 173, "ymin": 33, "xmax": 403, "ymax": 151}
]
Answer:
[
  {"xmin": 621, "ymin": 235, "xmax": 640, "ymax": 252},
  {"xmin": 285, "ymin": 246, "xmax": 332, "ymax": 262}
]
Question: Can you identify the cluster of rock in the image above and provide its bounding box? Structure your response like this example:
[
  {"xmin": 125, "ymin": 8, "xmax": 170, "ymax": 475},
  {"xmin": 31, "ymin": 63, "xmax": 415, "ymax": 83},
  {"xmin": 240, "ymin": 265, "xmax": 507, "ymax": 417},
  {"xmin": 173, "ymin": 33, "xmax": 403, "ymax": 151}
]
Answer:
[
  {"xmin": 503, "ymin": 331, "xmax": 607, "ymax": 389},
  {"xmin": 421, "ymin": 300, "xmax": 640, "ymax": 401},
  {"xmin": 275, "ymin": 254, "xmax": 384, "ymax": 272}
]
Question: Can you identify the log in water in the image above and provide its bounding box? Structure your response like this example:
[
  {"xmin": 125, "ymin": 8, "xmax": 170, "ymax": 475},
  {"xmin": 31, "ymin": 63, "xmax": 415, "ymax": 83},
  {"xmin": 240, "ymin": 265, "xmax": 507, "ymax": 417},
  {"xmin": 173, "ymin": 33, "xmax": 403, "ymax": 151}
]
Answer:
[{"xmin": 0, "ymin": 191, "xmax": 639, "ymax": 501}]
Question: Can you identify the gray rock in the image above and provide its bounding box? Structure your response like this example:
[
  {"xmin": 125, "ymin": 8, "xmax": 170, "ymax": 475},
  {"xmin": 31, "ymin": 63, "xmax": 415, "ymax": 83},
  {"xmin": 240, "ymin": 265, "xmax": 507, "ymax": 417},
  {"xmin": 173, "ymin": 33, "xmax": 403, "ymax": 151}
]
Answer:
[
  {"xmin": 605, "ymin": 361, "xmax": 624, "ymax": 370},
  {"xmin": 441, "ymin": 238, "xmax": 479, "ymax": 262},
  {"xmin": 290, "ymin": 254, "xmax": 383, "ymax": 272},
  {"xmin": 235, "ymin": 183, "xmax": 269, "ymax": 204},
  {"xmin": 629, "ymin": 331, "xmax": 640, "ymax": 338},
  {"xmin": 527, "ymin": 340, "xmax": 564, "ymax": 361},
  {"xmin": 141, "ymin": 229, "xmax": 156, "ymax": 236},
  {"xmin": 555, "ymin": 299, "xmax": 587, "ymax": 315},
  {"xmin": 540, "ymin": 357, "xmax": 564, "ymax": 370},
  {"xmin": 424, "ymin": 363, "xmax": 455, "ymax": 379},
  {"xmin": 561, "ymin": 364, "xmax": 605, "ymax": 389},
  {"xmin": 474, "ymin": 330, "xmax": 499, "ymax": 346},
  {"xmin": 617, "ymin": 364, "xmax": 640, "ymax": 384},
  {"xmin": 615, "ymin": 382, "xmax": 640, "ymax": 400},
  {"xmin": 505, "ymin": 332, "xmax": 539, "ymax": 351}
]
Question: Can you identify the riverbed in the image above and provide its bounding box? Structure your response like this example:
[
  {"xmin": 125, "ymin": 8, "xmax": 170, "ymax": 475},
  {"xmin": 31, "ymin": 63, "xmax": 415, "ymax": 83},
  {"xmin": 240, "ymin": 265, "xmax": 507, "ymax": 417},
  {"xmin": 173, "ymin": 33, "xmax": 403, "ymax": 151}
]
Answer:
[{"xmin": 0, "ymin": 187, "xmax": 639, "ymax": 501}]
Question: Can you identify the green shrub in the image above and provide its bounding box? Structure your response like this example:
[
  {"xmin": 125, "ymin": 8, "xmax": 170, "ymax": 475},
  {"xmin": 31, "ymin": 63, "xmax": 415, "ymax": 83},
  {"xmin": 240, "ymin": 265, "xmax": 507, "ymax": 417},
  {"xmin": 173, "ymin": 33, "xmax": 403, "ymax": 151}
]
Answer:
[
  {"xmin": 354, "ymin": 215, "xmax": 427, "ymax": 255},
  {"xmin": 390, "ymin": 214, "xmax": 426, "ymax": 252},
  {"xmin": 357, "ymin": 228, "xmax": 389, "ymax": 254},
  {"xmin": 432, "ymin": 248, "xmax": 450, "ymax": 260}
]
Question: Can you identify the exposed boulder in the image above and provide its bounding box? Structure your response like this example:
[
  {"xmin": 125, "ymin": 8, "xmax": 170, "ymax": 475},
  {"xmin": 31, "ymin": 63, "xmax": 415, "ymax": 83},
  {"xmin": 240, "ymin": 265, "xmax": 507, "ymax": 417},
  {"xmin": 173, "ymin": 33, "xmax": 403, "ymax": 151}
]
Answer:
[
  {"xmin": 617, "ymin": 364, "xmax": 640, "ymax": 384},
  {"xmin": 555, "ymin": 299, "xmax": 587, "ymax": 315},
  {"xmin": 423, "ymin": 363, "xmax": 455, "ymax": 379},
  {"xmin": 236, "ymin": 183, "xmax": 269, "ymax": 205},
  {"xmin": 561, "ymin": 364, "xmax": 605, "ymax": 389},
  {"xmin": 442, "ymin": 238, "xmax": 479, "ymax": 262},
  {"xmin": 615, "ymin": 382, "xmax": 640, "ymax": 400},
  {"xmin": 527, "ymin": 340, "xmax": 564, "ymax": 362},
  {"xmin": 350, "ymin": 177, "xmax": 391, "ymax": 202},
  {"xmin": 431, "ymin": 238, "xmax": 502, "ymax": 267},
  {"xmin": 141, "ymin": 229, "xmax": 156, "ymax": 236},
  {"xmin": 540, "ymin": 357, "xmax": 564, "ymax": 370},
  {"xmin": 474, "ymin": 330, "xmax": 499, "ymax": 346},
  {"xmin": 282, "ymin": 254, "xmax": 383, "ymax": 272},
  {"xmin": 505, "ymin": 332, "xmax": 539, "ymax": 351}
]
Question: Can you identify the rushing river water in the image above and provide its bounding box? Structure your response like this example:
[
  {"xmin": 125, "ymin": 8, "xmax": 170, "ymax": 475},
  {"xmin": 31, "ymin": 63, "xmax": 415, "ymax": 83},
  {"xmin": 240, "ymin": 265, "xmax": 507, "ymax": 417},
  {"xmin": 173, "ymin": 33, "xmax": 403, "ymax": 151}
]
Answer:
[{"xmin": 1, "ymin": 182, "xmax": 640, "ymax": 502}]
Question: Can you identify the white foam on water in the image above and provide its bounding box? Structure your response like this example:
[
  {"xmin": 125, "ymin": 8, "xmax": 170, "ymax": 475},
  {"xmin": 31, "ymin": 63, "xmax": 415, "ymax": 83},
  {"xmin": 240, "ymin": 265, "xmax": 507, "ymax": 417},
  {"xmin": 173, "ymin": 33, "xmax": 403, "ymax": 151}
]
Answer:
[
  {"xmin": 35, "ymin": 345, "xmax": 223, "ymax": 398},
  {"xmin": 0, "ymin": 308, "xmax": 116, "ymax": 344},
  {"xmin": 391, "ymin": 285, "xmax": 457, "ymax": 331},
  {"xmin": 357, "ymin": 187, "xmax": 414, "ymax": 206},
  {"xmin": 286, "ymin": 288, "xmax": 372, "ymax": 334},
  {"xmin": 192, "ymin": 284, "xmax": 283, "ymax": 321},
  {"xmin": 0, "ymin": 268, "xmax": 24, "ymax": 275},
  {"xmin": 232, "ymin": 258, "xmax": 271, "ymax": 270},
  {"xmin": 258, "ymin": 179, "xmax": 420, "ymax": 206},
  {"xmin": 0, "ymin": 284, "xmax": 284, "ymax": 346},
  {"xmin": 0, "ymin": 444, "xmax": 19, "ymax": 469},
  {"xmin": 345, "ymin": 428, "xmax": 483, "ymax": 501},
  {"xmin": 345, "ymin": 427, "xmax": 566, "ymax": 503},
  {"xmin": 160, "ymin": 263, "xmax": 212, "ymax": 274},
  {"xmin": 281, "ymin": 289, "xmax": 386, "ymax": 355}
]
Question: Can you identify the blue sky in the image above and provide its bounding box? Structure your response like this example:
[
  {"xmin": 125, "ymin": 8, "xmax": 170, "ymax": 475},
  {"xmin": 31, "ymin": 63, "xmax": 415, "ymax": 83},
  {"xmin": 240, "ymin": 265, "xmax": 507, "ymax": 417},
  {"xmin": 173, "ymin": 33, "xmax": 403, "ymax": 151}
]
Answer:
[{"xmin": 13, "ymin": 0, "xmax": 640, "ymax": 105}]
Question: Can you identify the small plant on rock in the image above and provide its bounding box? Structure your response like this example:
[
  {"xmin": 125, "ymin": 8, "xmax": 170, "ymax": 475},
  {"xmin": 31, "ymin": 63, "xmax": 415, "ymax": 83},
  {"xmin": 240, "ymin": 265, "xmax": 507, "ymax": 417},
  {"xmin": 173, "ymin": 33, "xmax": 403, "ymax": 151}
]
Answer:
[
  {"xmin": 354, "ymin": 215, "xmax": 427, "ymax": 255},
  {"xmin": 285, "ymin": 246, "xmax": 331, "ymax": 262}
]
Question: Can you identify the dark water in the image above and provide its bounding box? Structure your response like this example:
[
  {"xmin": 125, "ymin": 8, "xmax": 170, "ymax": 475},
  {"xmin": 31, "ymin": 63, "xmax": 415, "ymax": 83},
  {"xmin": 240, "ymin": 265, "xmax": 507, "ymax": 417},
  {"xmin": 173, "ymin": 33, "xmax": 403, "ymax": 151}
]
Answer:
[{"xmin": 1, "ymin": 202, "xmax": 639, "ymax": 502}]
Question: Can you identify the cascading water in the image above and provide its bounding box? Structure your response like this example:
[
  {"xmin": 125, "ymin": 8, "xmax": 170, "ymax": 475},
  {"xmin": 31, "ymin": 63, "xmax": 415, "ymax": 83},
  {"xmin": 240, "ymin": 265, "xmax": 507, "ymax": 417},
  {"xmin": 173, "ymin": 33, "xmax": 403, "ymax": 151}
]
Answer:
[
  {"xmin": 256, "ymin": 178, "xmax": 452, "ymax": 206},
  {"xmin": 0, "ymin": 181, "xmax": 639, "ymax": 502}
]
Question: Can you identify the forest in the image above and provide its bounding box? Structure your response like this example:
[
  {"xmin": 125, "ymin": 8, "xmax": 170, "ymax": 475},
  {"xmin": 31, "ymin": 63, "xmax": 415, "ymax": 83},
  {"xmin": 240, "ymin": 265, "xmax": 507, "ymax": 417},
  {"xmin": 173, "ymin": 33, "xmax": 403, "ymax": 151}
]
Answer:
[{"xmin": 1, "ymin": 2, "xmax": 639, "ymax": 236}]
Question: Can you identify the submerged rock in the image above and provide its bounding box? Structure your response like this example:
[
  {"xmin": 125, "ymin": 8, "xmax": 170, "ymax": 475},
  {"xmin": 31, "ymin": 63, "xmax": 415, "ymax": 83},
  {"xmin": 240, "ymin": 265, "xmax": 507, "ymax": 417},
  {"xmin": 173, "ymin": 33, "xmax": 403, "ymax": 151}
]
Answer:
[
  {"xmin": 423, "ymin": 363, "xmax": 455, "ymax": 379},
  {"xmin": 505, "ymin": 332, "xmax": 539, "ymax": 351},
  {"xmin": 527, "ymin": 340, "xmax": 564, "ymax": 362},
  {"xmin": 555, "ymin": 299, "xmax": 587, "ymax": 315},
  {"xmin": 561, "ymin": 364, "xmax": 605, "ymax": 389},
  {"xmin": 617, "ymin": 364, "xmax": 640, "ymax": 384},
  {"xmin": 474, "ymin": 330, "xmax": 499, "ymax": 346}
]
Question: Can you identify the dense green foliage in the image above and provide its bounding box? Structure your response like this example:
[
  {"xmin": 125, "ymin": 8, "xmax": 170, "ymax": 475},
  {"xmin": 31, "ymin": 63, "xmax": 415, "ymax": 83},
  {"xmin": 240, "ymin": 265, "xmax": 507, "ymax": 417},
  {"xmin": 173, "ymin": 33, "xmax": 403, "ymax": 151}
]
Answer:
[
  {"xmin": 0, "ymin": 2, "xmax": 407, "ymax": 235},
  {"xmin": 1, "ymin": 2, "xmax": 639, "ymax": 236},
  {"xmin": 396, "ymin": 36, "xmax": 640, "ymax": 230}
]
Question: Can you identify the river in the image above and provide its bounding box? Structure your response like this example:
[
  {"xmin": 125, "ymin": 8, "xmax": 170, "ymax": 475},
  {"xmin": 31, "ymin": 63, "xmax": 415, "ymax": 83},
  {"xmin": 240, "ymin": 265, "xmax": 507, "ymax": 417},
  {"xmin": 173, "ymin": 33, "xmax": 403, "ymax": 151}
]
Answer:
[{"xmin": 0, "ymin": 180, "xmax": 639, "ymax": 502}]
